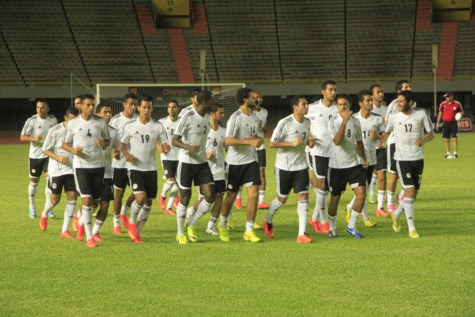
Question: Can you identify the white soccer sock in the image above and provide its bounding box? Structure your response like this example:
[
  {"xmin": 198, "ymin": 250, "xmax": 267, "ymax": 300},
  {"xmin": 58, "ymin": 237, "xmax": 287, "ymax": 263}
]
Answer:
[
  {"xmin": 137, "ymin": 205, "xmax": 151, "ymax": 233},
  {"xmin": 62, "ymin": 201, "xmax": 76, "ymax": 233},
  {"xmin": 266, "ymin": 198, "xmax": 283, "ymax": 224},
  {"xmin": 394, "ymin": 205, "xmax": 405, "ymax": 219},
  {"xmin": 28, "ymin": 182, "xmax": 38, "ymax": 209},
  {"xmin": 329, "ymin": 215, "xmax": 337, "ymax": 231},
  {"xmin": 82, "ymin": 206, "xmax": 93, "ymax": 240},
  {"xmin": 219, "ymin": 215, "xmax": 229, "ymax": 229},
  {"xmin": 317, "ymin": 189, "xmax": 328, "ymax": 223},
  {"xmin": 377, "ymin": 190, "xmax": 386, "ymax": 209},
  {"xmin": 45, "ymin": 177, "xmax": 52, "ymax": 201},
  {"xmin": 166, "ymin": 194, "xmax": 177, "ymax": 210},
  {"xmin": 397, "ymin": 189, "xmax": 405, "ymax": 199},
  {"xmin": 245, "ymin": 221, "xmax": 254, "ymax": 232},
  {"xmin": 113, "ymin": 214, "xmax": 120, "ymax": 227},
  {"xmin": 311, "ymin": 188, "xmax": 319, "ymax": 221},
  {"xmin": 92, "ymin": 220, "xmax": 104, "ymax": 235},
  {"xmin": 258, "ymin": 190, "xmax": 265, "ymax": 205},
  {"xmin": 347, "ymin": 195, "xmax": 356, "ymax": 211},
  {"xmin": 161, "ymin": 181, "xmax": 175, "ymax": 197},
  {"xmin": 348, "ymin": 210, "xmax": 360, "ymax": 229},
  {"xmin": 403, "ymin": 198, "xmax": 416, "ymax": 232},
  {"xmin": 297, "ymin": 200, "xmax": 308, "ymax": 236},
  {"xmin": 41, "ymin": 199, "xmax": 54, "ymax": 218},
  {"xmin": 361, "ymin": 202, "xmax": 370, "ymax": 221},
  {"xmin": 387, "ymin": 191, "xmax": 395, "ymax": 205},
  {"xmin": 188, "ymin": 200, "xmax": 212, "ymax": 227},
  {"xmin": 130, "ymin": 201, "xmax": 142, "ymax": 225},
  {"xmin": 176, "ymin": 203, "xmax": 187, "ymax": 235},
  {"xmin": 207, "ymin": 216, "xmax": 218, "ymax": 230},
  {"xmin": 369, "ymin": 174, "xmax": 378, "ymax": 196},
  {"xmin": 120, "ymin": 203, "xmax": 130, "ymax": 216}
]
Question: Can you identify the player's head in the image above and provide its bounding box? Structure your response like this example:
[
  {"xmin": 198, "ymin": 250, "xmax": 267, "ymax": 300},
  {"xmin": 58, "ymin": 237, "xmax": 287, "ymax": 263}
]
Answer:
[
  {"xmin": 236, "ymin": 87, "xmax": 255, "ymax": 109},
  {"xmin": 167, "ymin": 100, "xmax": 179, "ymax": 118},
  {"xmin": 123, "ymin": 93, "xmax": 138, "ymax": 117},
  {"xmin": 444, "ymin": 91, "xmax": 454, "ymax": 102},
  {"xmin": 210, "ymin": 103, "xmax": 225, "ymax": 124},
  {"xmin": 197, "ymin": 90, "xmax": 214, "ymax": 110},
  {"xmin": 80, "ymin": 94, "xmax": 95, "ymax": 117},
  {"xmin": 64, "ymin": 106, "xmax": 79, "ymax": 122},
  {"xmin": 395, "ymin": 80, "xmax": 411, "ymax": 93},
  {"xmin": 369, "ymin": 84, "xmax": 384, "ymax": 104},
  {"xmin": 73, "ymin": 95, "xmax": 82, "ymax": 109},
  {"xmin": 253, "ymin": 91, "xmax": 263, "ymax": 110},
  {"xmin": 36, "ymin": 99, "xmax": 49, "ymax": 118},
  {"xmin": 137, "ymin": 95, "xmax": 153, "ymax": 119},
  {"xmin": 397, "ymin": 90, "xmax": 415, "ymax": 113},
  {"xmin": 358, "ymin": 90, "xmax": 373, "ymax": 111},
  {"xmin": 336, "ymin": 93, "xmax": 350, "ymax": 113},
  {"xmin": 191, "ymin": 89, "xmax": 201, "ymax": 107},
  {"xmin": 96, "ymin": 103, "xmax": 112, "ymax": 123},
  {"xmin": 321, "ymin": 80, "xmax": 337, "ymax": 103},
  {"xmin": 290, "ymin": 95, "xmax": 309, "ymax": 116}
]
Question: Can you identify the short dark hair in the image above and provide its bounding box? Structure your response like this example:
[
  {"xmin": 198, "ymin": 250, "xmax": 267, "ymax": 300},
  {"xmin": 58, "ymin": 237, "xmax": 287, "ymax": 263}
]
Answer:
[
  {"xmin": 138, "ymin": 95, "xmax": 153, "ymax": 106},
  {"xmin": 336, "ymin": 93, "xmax": 350, "ymax": 103},
  {"xmin": 96, "ymin": 103, "xmax": 111, "ymax": 114},
  {"xmin": 236, "ymin": 87, "xmax": 253, "ymax": 105},
  {"xmin": 168, "ymin": 99, "xmax": 179, "ymax": 107},
  {"xmin": 197, "ymin": 90, "xmax": 213, "ymax": 105},
  {"xmin": 65, "ymin": 106, "xmax": 79, "ymax": 117},
  {"xmin": 322, "ymin": 80, "xmax": 336, "ymax": 90},
  {"xmin": 398, "ymin": 90, "xmax": 415, "ymax": 103},
  {"xmin": 358, "ymin": 90, "xmax": 372, "ymax": 103},
  {"xmin": 191, "ymin": 89, "xmax": 201, "ymax": 97},
  {"xmin": 290, "ymin": 95, "xmax": 305, "ymax": 110},
  {"xmin": 36, "ymin": 98, "xmax": 49, "ymax": 106},
  {"xmin": 210, "ymin": 103, "xmax": 224, "ymax": 114},
  {"xmin": 81, "ymin": 94, "xmax": 95, "ymax": 103},
  {"xmin": 395, "ymin": 80, "xmax": 409, "ymax": 92},
  {"xmin": 369, "ymin": 84, "xmax": 382, "ymax": 95},
  {"xmin": 124, "ymin": 93, "xmax": 138, "ymax": 101}
]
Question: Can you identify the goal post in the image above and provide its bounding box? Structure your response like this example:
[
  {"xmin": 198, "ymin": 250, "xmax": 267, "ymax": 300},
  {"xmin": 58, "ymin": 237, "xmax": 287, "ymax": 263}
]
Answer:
[{"xmin": 96, "ymin": 83, "xmax": 246, "ymax": 125}]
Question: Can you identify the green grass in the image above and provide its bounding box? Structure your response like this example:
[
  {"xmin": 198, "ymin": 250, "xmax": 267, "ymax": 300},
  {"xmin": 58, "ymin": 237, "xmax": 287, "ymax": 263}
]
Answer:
[{"xmin": 1, "ymin": 134, "xmax": 474, "ymax": 316}]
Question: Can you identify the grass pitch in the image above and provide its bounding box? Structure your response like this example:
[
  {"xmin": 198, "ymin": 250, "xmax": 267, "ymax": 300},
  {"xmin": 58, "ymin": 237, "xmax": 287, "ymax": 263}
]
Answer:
[{"xmin": 1, "ymin": 134, "xmax": 474, "ymax": 316}]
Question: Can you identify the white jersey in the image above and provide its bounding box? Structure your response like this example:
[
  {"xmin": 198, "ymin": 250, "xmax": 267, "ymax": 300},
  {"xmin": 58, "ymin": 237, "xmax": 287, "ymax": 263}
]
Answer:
[
  {"xmin": 372, "ymin": 104, "xmax": 388, "ymax": 119},
  {"xmin": 206, "ymin": 126, "xmax": 226, "ymax": 180},
  {"xmin": 158, "ymin": 116, "xmax": 179, "ymax": 161},
  {"xmin": 174, "ymin": 109, "xmax": 210, "ymax": 164},
  {"xmin": 225, "ymin": 108, "xmax": 259, "ymax": 165},
  {"xmin": 385, "ymin": 108, "xmax": 433, "ymax": 161},
  {"xmin": 42, "ymin": 123, "xmax": 73, "ymax": 177},
  {"xmin": 305, "ymin": 100, "xmax": 338, "ymax": 157},
  {"xmin": 110, "ymin": 112, "xmax": 138, "ymax": 169},
  {"xmin": 328, "ymin": 114, "xmax": 363, "ymax": 169},
  {"xmin": 21, "ymin": 114, "xmax": 58, "ymax": 159},
  {"xmin": 64, "ymin": 115, "xmax": 110, "ymax": 169},
  {"xmin": 255, "ymin": 107, "xmax": 268, "ymax": 151},
  {"xmin": 385, "ymin": 98, "xmax": 417, "ymax": 144},
  {"xmin": 178, "ymin": 105, "xmax": 193, "ymax": 118},
  {"xmin": 120, "ymin": 119, "xmax": 167, "ymax": 171},
  {"xmin": 102, "ymin": 126, "xmax": 118, "ymax": 178},
  {"xmin": 271, "ymin": 114, "xmax": 311, "ymax": 171},
  {"xmin": 353, "ymin": 111, "xmax": 385, "ymax": 166}
]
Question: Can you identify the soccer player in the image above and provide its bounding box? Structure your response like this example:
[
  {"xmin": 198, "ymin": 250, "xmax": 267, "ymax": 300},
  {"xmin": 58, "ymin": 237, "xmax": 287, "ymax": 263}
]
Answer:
[
  {"xmin": 346, "ymin": 90, "xmax": 384, "ymax": 228},
  {"xmin": 306, "ymin": 80, "xmax": 339, "ymax": 235},
  {"xmin": 109, "ymin": 93, "xmax": 138, "ymax": 233},
  {"xmin": 253, "ymin": 91, "xmax": 270, "ymax": 210},
  {"xmin": 263, "ymin": 96, "xmax": 315, "ymax": 243},
  {"xmin": 20, "ymin": 99, "xmax": 58, "ymax": 218},
  {"xmin": 39, "ymin": 106, "xmax": 79, "ymax": 236},
  {"xmin": 73, "ymin": 96, "xmax": 82, "ymax": 109},
  {"xmin": 91, "ymin": 104, "xmax": 119, "ymax": 241},
  {"xmin": 219, "ymin": 88, "xmax": 264, "ymax": 243},
  {"xmin": 381, "ymin": 90, "xmax": 434, "ymax": 238},
  {"xmin": 327, "ymin": 94, "xmax": 368, "ymax": 238},
  {"xmin": 158, "ymin": 100, "xmax": 180, "ymax": 216},
  {"xmin": 178, "ymin": 88, "xmax": 200, "ymax": 118},
  {"xmin": 62, "ymin": 94, "xmax": 110, "ymax": 248},
  {"xmin": 172, "ymin": 90, "xmax": 216, "ymax": 244},
  {"xmin": 436, "ymin": 92, "xmax": 463, "ymax": 159},
  {"xmin": 367, "ymin": 84, "xmax": 389, "ymax": 216},
  {"xmin": 119, "ymin": 96, "xmax": 170, "ymax": 243}
]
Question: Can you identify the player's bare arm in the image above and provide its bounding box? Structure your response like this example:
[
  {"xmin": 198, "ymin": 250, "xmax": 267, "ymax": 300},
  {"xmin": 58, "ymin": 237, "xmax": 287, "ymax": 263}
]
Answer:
[
  {"xmin": 20, "ymin": 134, "xmax": 43, "ymax": 142},
  {"xmin": 96, "ymin": 138, "xmax": 110, "ymax": 148},
  {"xmin": 415, "ymin": 131, "xmax": 434, "ymax": 146},
  {"xmin": 355, "ymin": 140, "xmax": 368, "ymax": 168},
  {"xmin": 172, "ymin": 134, "xmax": 200, "ymax": 153},
  {"xmin": 307, "ymin": 132, "xmax": 316, "ymax": 148},
  {"xmin": 333, "ymin": 109, "xmax": 352, "ymax": 146},
  {"xmin": 62, "ymin": 142, "xmax": 83, "ymax": 156},
  {"xmin": 158, "ymin": 143, "xmax": 171, "ymax": 153},
  {"xmin": 206, "ymin": 150, "xmax": 216, "ymax": 160},
  {"xmin": 43, "ymin": 149, "xmax": 68, "ymax": 165},
  {"xmin": 226, "ymin": 136, "xmax": 263, "ymax": 148},
  {"xmin": 270, "ymin": 138, "xmax": 302, "ymax": 149},
  {"xmin": 118, "ymin": 142, "xmax": 136, "ymax": 162}
]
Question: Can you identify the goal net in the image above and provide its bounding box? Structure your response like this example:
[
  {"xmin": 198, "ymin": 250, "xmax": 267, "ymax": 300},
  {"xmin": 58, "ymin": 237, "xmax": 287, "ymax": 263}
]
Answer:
[{"xmin": 96, "ymin": 83, "xmax": 246, "ymax": 125}]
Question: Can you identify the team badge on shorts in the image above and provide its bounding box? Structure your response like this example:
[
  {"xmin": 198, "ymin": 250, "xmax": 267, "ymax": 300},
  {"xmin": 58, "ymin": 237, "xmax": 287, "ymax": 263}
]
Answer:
[
  {"xmin": 228, "ymin": 184, "xmax": 233, "ymax": 190},
  {"xmin": 133, "ymin": 183, "xmax": 138, "ymax": 189},
  {"xmin": 32, "ymin": 169, "xmax": 36, "ymax": 173},
  {"xmin": 406, "ymin": 173, "xmax": 411, "ymax": 179},
  {"xmin": 52, "ymin": 183, "xmax": 57, "ymax": 189}
]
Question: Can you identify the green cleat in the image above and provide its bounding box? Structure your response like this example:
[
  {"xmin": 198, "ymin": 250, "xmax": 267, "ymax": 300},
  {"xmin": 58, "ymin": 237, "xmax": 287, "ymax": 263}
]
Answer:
[
  {"xmin": 217, "ymin": 226, "xmax": 230, "ymax": 242},
  {"xmin": 176, "ymin": 234, "xmax": 188, "ymax": 244},
  {"xmin": 187, "ymin": 226, "xmax": 198, "ymax": 243},
  {"xmin": 367, "ymin": 194, "xmax": 376, "ymax": 204}
]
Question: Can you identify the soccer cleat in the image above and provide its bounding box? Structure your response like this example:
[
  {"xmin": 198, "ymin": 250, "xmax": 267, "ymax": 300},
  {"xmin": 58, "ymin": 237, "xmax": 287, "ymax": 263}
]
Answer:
[
  {"xmin": 444, "ymin": 154, "xmax": 453, "ymax": 159},
  {"xmin": 47, "ymin": 211, "xmax": 55, "ymax": 218},
  {"xmin": 367, "ymin": 194, "xmax": 376, "ymax": 204},
  {"xmin": 133, "ymin": 234, "xmax": 143, "ymax": 243},
  {"xmin": 60, "ymin": 231, "xmax": 73, "ymax": 238},
  {"xmin": 364, "ymin": 219, "xmax": 377, "ymax": 228},
  {"xmin": 217, "ymin": 226, "xmax": 230, "ymax": 242},
  {"xmin": 375, "ymin": 208, "xmax": 390, "ymax": 217},
  {"xmin": 205, "ymin": 227, "xmax": 219, "ymax": 236},
  {"xmin": 93, "ymin": 233, "xmax": 104, "ymax": 242},
  {"xmin": 113, "ymin": 226, "xmax": 122, "ymax": 234},
  {"xmin": 86, "ymin": 238, "xmax": 98, "ymax": 248},
  {"xmin": 345, "ymin": 227, "xmax": 363, "ymax": 238},
  {"xmin": 297, "ymin": 233, "xmax": 313, "ymax": 243},
  {"xmin": 29, "ymin": 208, "xmax": 36, "ymax": 218},
  {"xmin": 391, "ymin": 214, "xmax": 401, "ymax": 233},
  {"xmin": 243, "ymin": 231, "xmax": 262, "ymax": 242},
  {"xmin": 320, "ymin": 222, "xmax": 329, "ymax": 235},
  {"xmin": 258, "ymin": 202, "xmax": 270, "ymax": 209},
  {"xmin": 77, "ymin": 225, "xmax": 85, "ymax": 241},
  {"xmin": 254, "ymin": 221, "xmax": 262, "ymax": 230},
  {"xmin": 453, "ymin": 154, "xmax": 458, "ymax": 158},
  {"xmin": 397, "ymin": 195, "xmax": 404, "ymax": 204},
  {"xmin": 235, "ymin": 198, "xmax": 243, "ymax": 209},
  {"xmin": 345, "ymin": 206, "xmax": 351, "ymax": 223},
  {"xmin": 176, "ymin": 234, "xmax": 188, "ymax": 244},
  {"xmin": 187, "ymin": 226, "xmax": 198, "ymax": 242},
  {"xmin": 39, "ymin": 216, "xmax": 47, "ymax": 231},
  {"xmin": 159, "ymin": 195, "xmax": 166, "ymax": 210},
  {"xmin": 328, "ymin": 230, "xmax": 339, "ymax": 238},
  {"xmin": 120, "ymin": 214, "xmax": 130, "ymax": 229},
  {"xmin": 164, "ymin": 209, "xmax": 176, "ymax": 216},
  {"xmin": 387, "ymin": 203, "xmax": 396, "ymax": 212},
  {"xmin": 127, "ymin": 223, "xmax": 138, "ymax": 241},
  {"xmin": 173, "ymin": 196, "xmax": 180, "ymax": 208},
  {"xmin": 408, "ymin": 230, "xmax": 420, "ymax": 238},
  {"xmin": 308, "ymin": 219, "xmax": 322, "ymax": 233},
  {"xmin": 263, "ymin": 218, "xmax": 274, "ymax": 239},
  {"xmin": 73, "ymin": 211, "xmax": 79, "ymax": 232},
  {"xmin": 226, "ymin": 220, "xmax": 234, "ymax": 230}
]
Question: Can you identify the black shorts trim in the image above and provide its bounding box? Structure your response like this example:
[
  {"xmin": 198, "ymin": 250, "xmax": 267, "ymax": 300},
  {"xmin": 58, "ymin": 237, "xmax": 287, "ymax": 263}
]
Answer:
[
  {"xmin": 49, "ymin": 174, "xmax": 76, "ymax": 195},
  {"xmin": 128, "ymin": 170, "xmax": 158, "ymax": 199},
  {"xmin": 162, "ymin": 160, "xmax": 178, "ymax": 179},
  {"xmin": 29, "ymin": 158, "xmax": 48, "ymax": 178},
  {"xmin": 74, "ymin": 168, "xmax": 105, "ymax": 199},
  {"xmin": 275, "ymin": 168, "xmax": 309, "ymax": 197},
  {"xmin": 226, "ymin": 161, "xmax": 261, "ymax": 192},
  {"xmin": 442, "ymin": 121, "xmax": 459, "ymax": 138},
  {"xmin": 176, "ymin": 162, "xmax": 214, "ymax": 190},
  {"xmin": 375, "ymin": 148, "xmax": 387, "ymax": 171},
  {"xmin": 257, "ymin": 149, "xmax": 266, "ymax": 168},
  {"xmin": 396, "ymin": 160, "xmax": 424, "ymax": 191},
  {"xmin": 328, "ymin": 165, "xmax": 367, "ymax": 196},
  {"xmin": 112, "ymin": 168, "xmax": 129, "ymax": 190}
]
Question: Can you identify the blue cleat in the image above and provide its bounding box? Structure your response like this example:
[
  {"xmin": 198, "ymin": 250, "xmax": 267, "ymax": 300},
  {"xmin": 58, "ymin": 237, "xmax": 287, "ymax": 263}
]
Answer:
[
  {"xmin": 29, "ymin": 208, "xmax": 36, "ymax": 218},
  {"xmin": 47, "ymin": 211, "xmax": 55, "ymax": 218},
  {"xmin": 345, "ymin": 227, "xmax": 363, "ymax": 238},
  {"xmin": 328, "ymin": 230, "xmax": 339, "ymax": 238}
]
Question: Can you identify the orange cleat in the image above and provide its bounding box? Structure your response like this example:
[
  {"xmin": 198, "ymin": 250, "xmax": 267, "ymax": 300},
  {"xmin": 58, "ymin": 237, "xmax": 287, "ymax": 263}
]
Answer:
[
  {"xmin": 113, "ymin": 226, "xmax": 122, "ymax": 234},
  {"xmin": 158, "ymin": 195, "xmax": 166, "ymax": 210},
  {"xmin": 86, "ymin": 238, "xmax": 98, "ymax": 248},
  {"xmin": 297, "ymin": 233, "xmax": 314, "ymax": 243},
  {"xmin": 235, "ymin": 198, "xmax": 243, "ymax": 209},
  {"xmin": 77, "ymin": 225, "xmax": 85, "ymax": 241},
  {"xmin": 263, "ymin": 217, "xmax": 274, "ymax": 239},
  {"xmin": 39, "ymin": 216, "xmax": 47, "ymax": 231},
  {"xmin": 120, "ymin": 214, "xmax": 130, "ymax": 229},
  {"xmin": 258, "ymin": 202, "xmax": 270, "ymax": 209},
  {"xmin": 320, "ymin": 222, "xmax": 330, "ymax": 235},
  {"xmin": 164, "ymin": 209, "xmax": 176, "ymax": 216},
  {"xmin": 173, "ymin": 196, "xmax": 180, "ymax": 209},
  {"xmin": 60, "ymin": 231, "xmax": 73, "ymax": 238},
  {"xmin": 93, "ymin": 233, "xmax": 104, "ymax": 242},
  {"xmin": 308, "ymin": 219, "xmax": 321, "ymax": 233}
]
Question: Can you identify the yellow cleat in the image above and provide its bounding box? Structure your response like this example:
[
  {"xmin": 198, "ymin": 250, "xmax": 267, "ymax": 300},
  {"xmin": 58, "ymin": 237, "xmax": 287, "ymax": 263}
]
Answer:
[
  {"xmin": 176, "ymin": 234, "xmax": 188, "ymax": 244},
  {"xmin": 392, "ymin": 214, "xmax": 401, "ymax": 233},
  {"xmin": 345, "ymin": 206, "xmax": 351, "ymax": 223},
  {"xmin": 187, "ymin": 226, "xmax": 198, "ymax": 243},
  {"xmin": 253, "ymin": 222, "xmax": 262, "ymax": 230},
  {"xmin": 243, "ymin": 231, "xmax": 262, "ymax": 243},
  {"xmin": 364, "ymin": 219, "xmax": 377, "ymax": 228},
  {"xmin": 217, "ymin": 226, "xmax": 230, "ymax": 242},
  {"xmin": 227, "ymin": 220, "xmax": 234, "ymax": 230},
  {"xmin": 408, "ymin": 230, "xmax": 420, "ymax": 238}
]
